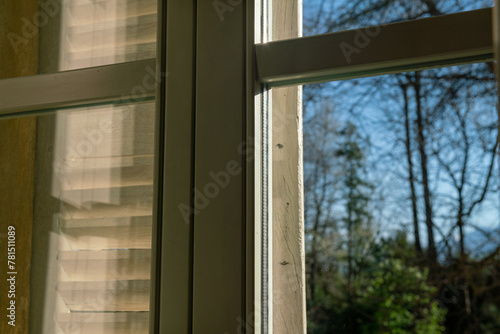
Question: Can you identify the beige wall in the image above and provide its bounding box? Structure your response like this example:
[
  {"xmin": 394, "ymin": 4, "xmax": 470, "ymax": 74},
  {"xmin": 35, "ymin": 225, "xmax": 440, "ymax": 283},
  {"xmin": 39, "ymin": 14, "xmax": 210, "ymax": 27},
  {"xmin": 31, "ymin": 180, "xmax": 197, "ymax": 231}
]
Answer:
[{"xmin": 0, "ymin": 2, "xmax": 39, "ymax": 334}]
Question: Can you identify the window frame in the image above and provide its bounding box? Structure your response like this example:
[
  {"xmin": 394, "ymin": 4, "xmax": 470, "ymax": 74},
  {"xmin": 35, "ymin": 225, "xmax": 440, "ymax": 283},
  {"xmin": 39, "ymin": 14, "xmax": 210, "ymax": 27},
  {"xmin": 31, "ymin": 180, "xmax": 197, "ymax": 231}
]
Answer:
[
  {"xmin": 256, "ymin": 8, "xmax": 494, "ymax": 86},
  {"xmin": 0, "ymin": 0, "xmax": 262, "ymax": 332},
  {"xmin": 0, "ymin": 1, "xmax": 499, "ymax": 334},
  {"xmin": 0, "ymin": 59, "xmax": 156, "ymax": 117}
]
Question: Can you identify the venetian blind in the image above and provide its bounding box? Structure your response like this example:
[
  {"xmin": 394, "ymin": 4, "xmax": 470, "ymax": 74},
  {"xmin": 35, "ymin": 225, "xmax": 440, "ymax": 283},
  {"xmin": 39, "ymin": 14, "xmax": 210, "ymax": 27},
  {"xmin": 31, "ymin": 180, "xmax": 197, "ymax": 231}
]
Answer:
[{"xmin": 41, "ymin": 1, "xmax": 157, "ymax": 333}]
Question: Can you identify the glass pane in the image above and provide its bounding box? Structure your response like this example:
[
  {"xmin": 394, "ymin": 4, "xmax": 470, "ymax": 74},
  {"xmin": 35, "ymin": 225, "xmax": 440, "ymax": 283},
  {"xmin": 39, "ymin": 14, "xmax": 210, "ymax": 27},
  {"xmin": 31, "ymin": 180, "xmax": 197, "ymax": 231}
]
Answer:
[
  {"xmin": 300, "ymin": 63, "xmax": 499, "ymax": 333},
  {"xmin": 56, "ymin": 0, "xmax": 157, "ymax": 71},
  {"xmin": 304, "ymin": 0, "xmax": 493, "ymax": 36},
  {"xmin": 269, "ymin": 0, "xmax": 493, "ymax": 41},
  {"xmin": 1, "ymin": 0, "xmax": 157, "ymax": 78},
  {"xmin": 0, "ymin": 100, "xmax": 155, "ymax": 333}
]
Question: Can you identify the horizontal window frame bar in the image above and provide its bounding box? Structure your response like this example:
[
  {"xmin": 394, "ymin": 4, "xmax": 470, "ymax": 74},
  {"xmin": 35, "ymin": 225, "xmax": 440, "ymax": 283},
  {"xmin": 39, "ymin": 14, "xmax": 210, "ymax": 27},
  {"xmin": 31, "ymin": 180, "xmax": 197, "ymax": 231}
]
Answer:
[
  {"xmin": 255, "ymin": 8, "xmax": 494, "ymax": 86},
  {"xmin": 0, "ymin": 58, "xmax": 157, "ymax": 118}
]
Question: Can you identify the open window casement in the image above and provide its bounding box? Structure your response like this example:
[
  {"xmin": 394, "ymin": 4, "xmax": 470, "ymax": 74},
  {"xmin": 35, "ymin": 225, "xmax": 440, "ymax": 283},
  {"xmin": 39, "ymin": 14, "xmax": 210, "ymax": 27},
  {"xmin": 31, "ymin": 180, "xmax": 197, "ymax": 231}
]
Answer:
[{"xmin": 258, "ymin": 2, "xmax": 497, "ymax": 334}]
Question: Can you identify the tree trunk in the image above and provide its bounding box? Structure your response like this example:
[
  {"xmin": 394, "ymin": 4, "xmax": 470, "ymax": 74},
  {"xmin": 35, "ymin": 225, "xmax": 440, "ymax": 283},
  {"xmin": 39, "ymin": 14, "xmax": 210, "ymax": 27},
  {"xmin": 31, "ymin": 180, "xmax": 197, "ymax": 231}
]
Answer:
[
  {"xmin": 458, "ymin": 198, "xmax": 466, "ymax": 259},
  {"xmin": 413, "ymin": 71, "xmax": 437, "ymax": 263},
  {"xmin": 346, "ymin": 190, "xmax": 354, "ymax": 334},
  {"xmin": 401, "ymin": 81, "xmax": 423, "ymax": 257},
  {"xmin": 308, "ymin": 201, "xmax": 322, "ymax": 302}
]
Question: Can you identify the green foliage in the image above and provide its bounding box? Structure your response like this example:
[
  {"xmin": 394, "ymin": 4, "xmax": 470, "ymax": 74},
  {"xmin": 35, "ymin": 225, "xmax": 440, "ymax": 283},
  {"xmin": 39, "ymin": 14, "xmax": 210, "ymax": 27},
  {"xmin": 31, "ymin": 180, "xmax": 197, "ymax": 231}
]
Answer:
[
  {"xmin": 359, "ymin": 258, "xmax": 446, "ymax": 334},
  {"xmin": 307, "ymin": 240, "xmax": 447, "ymax": 333},
  {"xmin": 306, "ymin": 121, "xmax": 447, "ymax": 333},
  {"xmin": 479, "ymin": 302, "xmax": 500, "ymax": 333}
]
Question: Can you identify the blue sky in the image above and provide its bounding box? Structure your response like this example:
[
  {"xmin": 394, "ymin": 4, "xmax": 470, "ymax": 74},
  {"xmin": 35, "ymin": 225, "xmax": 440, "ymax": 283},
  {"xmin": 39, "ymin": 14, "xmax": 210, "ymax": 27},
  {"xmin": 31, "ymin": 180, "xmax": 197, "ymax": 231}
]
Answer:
[{"xmin": 300, "ymin": 2, "xmax": 499, "ymax": 257}]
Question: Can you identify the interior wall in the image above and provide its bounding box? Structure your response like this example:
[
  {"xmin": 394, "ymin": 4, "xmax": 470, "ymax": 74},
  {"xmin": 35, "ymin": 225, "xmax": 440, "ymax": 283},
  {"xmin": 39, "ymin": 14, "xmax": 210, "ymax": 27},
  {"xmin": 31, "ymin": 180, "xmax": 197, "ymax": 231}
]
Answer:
[{"xmin": 0, "ymin": 1, "xmax": 39, "ymax": 334}]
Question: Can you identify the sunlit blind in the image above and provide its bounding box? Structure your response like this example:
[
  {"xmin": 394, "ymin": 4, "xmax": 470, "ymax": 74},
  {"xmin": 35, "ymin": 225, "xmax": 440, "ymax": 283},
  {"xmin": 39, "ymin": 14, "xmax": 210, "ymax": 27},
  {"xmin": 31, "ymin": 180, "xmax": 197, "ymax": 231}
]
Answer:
[
  {"xmin": 43, "ymin": 1, "xmax": 157, "ymax": 333},
  {"xmin": 60, "ymin": 0, "xmax": 156, "ymax": 70}
]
